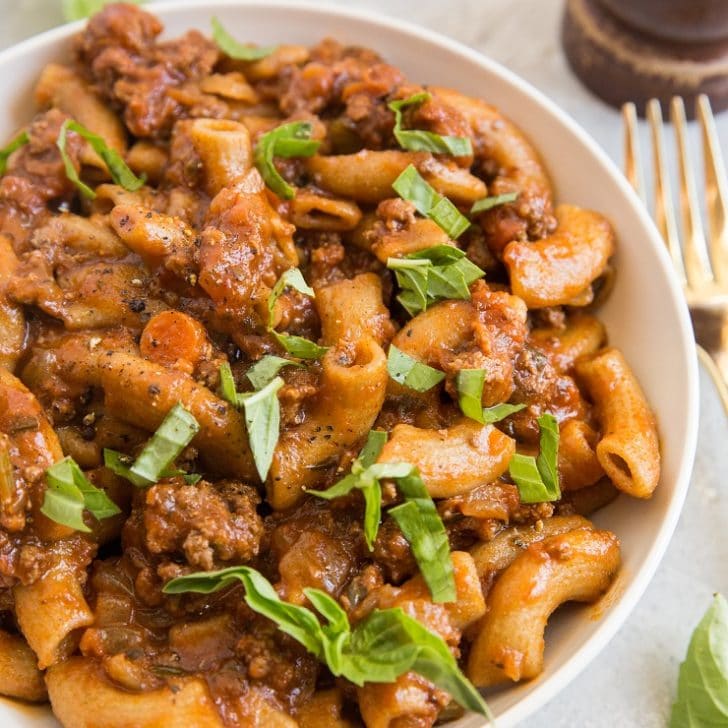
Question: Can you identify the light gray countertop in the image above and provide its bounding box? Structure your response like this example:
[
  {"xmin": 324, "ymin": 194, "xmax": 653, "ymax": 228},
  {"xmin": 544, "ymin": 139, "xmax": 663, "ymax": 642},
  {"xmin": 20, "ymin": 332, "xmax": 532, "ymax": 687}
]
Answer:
[{"xmin": 2, "ymin": 1, "xmax": 727, "ymax": 726}]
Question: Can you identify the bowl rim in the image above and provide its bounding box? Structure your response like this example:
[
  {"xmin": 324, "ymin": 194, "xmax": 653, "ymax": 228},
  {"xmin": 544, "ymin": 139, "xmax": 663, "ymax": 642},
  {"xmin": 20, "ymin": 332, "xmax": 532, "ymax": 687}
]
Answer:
[{"xmin": 0, "ymin": 2, "xmax": 700, "ymax": 726}]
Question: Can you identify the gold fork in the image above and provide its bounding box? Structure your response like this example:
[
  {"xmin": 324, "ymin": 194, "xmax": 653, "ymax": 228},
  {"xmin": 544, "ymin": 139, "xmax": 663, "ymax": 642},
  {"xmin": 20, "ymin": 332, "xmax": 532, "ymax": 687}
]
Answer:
[{"xmin": 622, "ymin": 95, "xmax": 728, "ymax": 414}]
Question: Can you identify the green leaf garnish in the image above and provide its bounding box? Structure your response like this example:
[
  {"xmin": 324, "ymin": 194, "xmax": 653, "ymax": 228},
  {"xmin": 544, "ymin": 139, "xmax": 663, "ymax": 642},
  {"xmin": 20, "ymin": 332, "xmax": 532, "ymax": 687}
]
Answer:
[
  {"xmin": 671, "ymin": 593, "xmax": 728, "ymax": 727},
  {"xmin": 270, "ymin": 332, "xmax": 329, "ymax": 359},
  {"xmin": 104, "ymin": 403, "xmax": 200, "ymax": 487},
  {"xmin": 62, "ymin": 0, "xmax": 142, "ymax": 21},
  {"xmin": 455, "ymin": 369, "xmax": 526, "ymax": 424},
  {"xmin": 218, "ymin": 362, "xmax": 283, "ymax": 481},
  {"xmin": 239, "ymin": 376, "xmax": 284, "ymax": 481},
  {"xmin": 41, "ymin": 456, "xmax": 121, "ymax": 532},
  {"xmin": 310, "ymin": 432, "xmax": 454, "ymax": 602},
  {"xmin": 246, "ymin": 355, "xmax": 304, "ymax": 390},
  {"xmin": 387, "ymin": 344, "xmax": 444, "ymax": 392},
  {"xmin": 211, "ymin": 17, "xmax": 277, "ymax": 61},
  {"xmin": 508, "ymin": 413, "xmax": 560, "ymax": 503},
  {"xmin": 390, "ymin": 472, "xmax": 455, "ymax": 602},
  {"xmin": 389, "ymin": 92, "xmax": 472, "ymax": 157},
  {"xmin": 162, "ymin": 565, "xmax": 488, "ymax": 718},
  {"xmin": 0, "ymin": 131, "xmax": 29, "ymax": 176},
  {"xmin": 392, "ymin": 165, "xmax": 470, "ymax": 239},
  {"xmin": 253, "ymin": 121, "xmax": 321, "ymax": 199},
  {"xmin": 57, "ymin": 120, "xmax": 145, "ymax": 199},
  {"xmin": 386, "ymin": 245, "xmax": 484, "ymax": 316},
  {"xmin": 267, "ymin": 269, "xmax": 328, "ymax": 359},
  {"xmin": 470, "ymin": 192, "xmax": 519, "ymax": 215}
]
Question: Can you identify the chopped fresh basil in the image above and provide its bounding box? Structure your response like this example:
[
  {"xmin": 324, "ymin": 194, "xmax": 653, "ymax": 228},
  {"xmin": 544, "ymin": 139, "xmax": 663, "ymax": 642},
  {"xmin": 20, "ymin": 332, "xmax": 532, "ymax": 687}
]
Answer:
[
  {"xmin": 268, "ymin": 268, "xmax": 315, "ymax": 323},
  {"xmin": 219, "ymin": 361, "xmax": 240, "ymax": 407},
  {"xmin": 57, "ymin": 120, "xmax": 145, "ymax": 199},
  {"xmin": 270, "ymin": 331, "xmax": 329, "ymax": 359},
  {"xmin": 246, "ymin": 355, "xmax": 304, "ymax": 390},
  {"xmin": 470, "ymin": 192, "xmax": 519, "ymax": 215},
  {"xmin": 387, "ymin": 256, "xmax": 430, "ymax": 316},
  {"xmin": 387, "ymin": 344, "xmax": 444, "ymax": 392},
  {"xmin": 455, "ymin": 369, "xmax": 526, "ymax": 424},
  {"xmin": 239, "ymin": 377, "xmax": 284, "ymax": 481},
  {"xmin": 253, "ymin": 121, "xmax": 320, "ymax": 199},
  {"xmin": 218, "ymin": 363, "xmax": 284, "ymax": 481},
  {"xmin": 211, "ymin": 17, "xmax": 277, "ymax": 61},
  {"xmin": 389, "ymin": 92, "xmax": 472, "ymax": 156},
  {"xmin": 62, "ymin": 0, "xmax": 142, "ymax": 21},
  {"xmin": 481, "ymin": 402, "xmax": 527, "ymax": 424},
  {"xmin": 267, "ymin": 269, "xmax": 328, "ymax": 359},
  {"xmin": 392, "ymin": 165, "xmax": 470, "ymax": 239},
  {"xmin": 509, "ymin": 413, "xmax": 560, "ymax": 503},
  {"xmin": 390, "ymin": 471, "xmax": 455, "ymax": 603},
  {"xmin": 310, "ymin": 432, "xmax": 455, "ymax": 602},
  {"xmin": 104, "ymin": 403, "xmax": 200, "ymax": 488},
  {"xmin": 163, "ymin": 565, "xmax": 488, "ymax": 718},
  {"xmin": 0, "ymin": 131, "xmax": 29, "ymax": 176},
  {"xmin": 386, "ymin": 244, "xmax": 484, "ymax": 316},
  {"xmin": 455, "ymin": 369, "xmax": 487, "ymax": 422},
  {"xmin": 671, "ymin": 594, "xmax": 728, "ymax": 727},
  {"xmin": 41, "ymin": 456, "xmax": 121, "ymax": 532}
]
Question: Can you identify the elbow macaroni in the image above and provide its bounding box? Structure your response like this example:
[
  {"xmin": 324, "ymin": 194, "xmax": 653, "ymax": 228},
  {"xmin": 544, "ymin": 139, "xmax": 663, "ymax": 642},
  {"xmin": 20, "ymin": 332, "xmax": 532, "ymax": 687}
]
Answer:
[{"xmin": 0, "ymin": 7, "xmax": 661, "ymax": 726}]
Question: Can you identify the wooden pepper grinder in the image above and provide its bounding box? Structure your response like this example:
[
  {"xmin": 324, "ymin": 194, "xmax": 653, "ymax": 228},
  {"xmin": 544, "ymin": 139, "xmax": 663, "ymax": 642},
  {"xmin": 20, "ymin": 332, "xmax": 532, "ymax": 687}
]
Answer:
[{"xmin": 562, "ymin": 0, "xmax": 728, "ymax": 118}]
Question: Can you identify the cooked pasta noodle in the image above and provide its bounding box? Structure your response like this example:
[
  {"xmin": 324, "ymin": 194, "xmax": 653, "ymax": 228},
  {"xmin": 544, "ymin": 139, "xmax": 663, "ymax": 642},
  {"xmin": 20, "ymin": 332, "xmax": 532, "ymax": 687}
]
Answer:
[{"xmin": 0, "ymin": 5, "xmax": 659, "ymax": 727}]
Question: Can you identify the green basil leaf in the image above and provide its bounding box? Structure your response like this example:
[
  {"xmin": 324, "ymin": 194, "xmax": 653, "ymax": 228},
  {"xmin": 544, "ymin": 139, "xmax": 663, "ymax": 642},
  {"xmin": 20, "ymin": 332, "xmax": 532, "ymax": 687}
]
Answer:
[
  {"xmin": 40, "ymin": 482, "xmax": 88, "ymax": 533},
  {"xmin": 456, "ymin": 372, "xmax": 527, "ymax": 424},
  {"xmin": 509, "ymin": 413, "xmax": 561, "ymax": 503},
  {"xmin": 390, "ymin": 472, "xmax": 456, "ymax": 603},
  {"xmin": 253, "ymin": 121, "xmax": 321, "ymax": 199},
  {"xmin": 218, "ymin": 361, "xmax": 240, "ymax": 407},
  {"xmin": 104, "ymin": 403, "xmax": 200, "ymax": 487},
  {"xmin": 268, "ymin": 268, "xmax": 315, "ymax": 327},
  {"xmin": 239, "ymin": 376, "xmax": 284, "ymax": 481},
  {"xmin": 164, "ymin": 565, "xmax": 489, "ymax": 718},
  {"xmin": 182, "ymin": 473, "xmax": 202, "ymax": 485},
  {"xmin": 246, "ymin": 355, "xmax": 304, "ymax": 390},
  {"xmin": 164, "ymin": 565, "xmax": 324, "ymax": 657},
  {"xmin": 392, "ymin": 165, "xmax": 470, "ymax": 239},
  {"xmin": 481, "ymin": 402, "xmax": 527, "ymax": 424},
  {"xmin": 62, "ymin": 0, "xmax": 142, "ymax": 21},
  {"xmin": 266, "ymin": 269, "xmax": 326, "ymax": 358},
  {"xmin": 271, "ymin": 331, "xmax": 328, "ymax": 359},
  {"xmin": 455, "ymin": 369, "xmax": 486, "ymax": 423},
  {"xmin": 389, "ymin": 93, "xmax": 472, "ymax": 157},
  {"xmin": 358, "ymin": 430, "xmax": 388, "ymax": 469},
  {"xmin": 0, "ymin": 131, "xmax": 29, "ymax": 176},
  {"xmin": 535, "ymin": 413, "xmax": 560, "ymax": 496},
  {"xmin": 309, "ymin": 432, "xmax": 394, "ymax": 551},
  {"xmin": 41, "ymin": 456, "xmax": 120, "ymax": 532},
  {"xmin": 344, "ymin": 607, "xmax": 490, "ymax": 718},
  {"xmin": 387, "ymin": 257, "xmax": 430, "ymax": 316},
  {"xmin": 387, "ymin": 245, "xmax": 484, "ymax": 317},
  {"xmin": 387, "ymin": 344, "xmax": 444, "ymax": 392},
  {"xmin": 671, "ymin": 594, "xmax": 728, "ymax": 727},
  {"xmin": 470, "ymin": 192, "xmax": 519, "ymax": 215},
  {"xmin": 57, "ymin": 120, "xmax": 145, "ymax": 199},
  {"xmin": 509, "ymin": 453, "xmax": 547, "ymax": 503},
  {"xmin": 210, "ymin": 17, "xmax": 277, "ymax": 61}
]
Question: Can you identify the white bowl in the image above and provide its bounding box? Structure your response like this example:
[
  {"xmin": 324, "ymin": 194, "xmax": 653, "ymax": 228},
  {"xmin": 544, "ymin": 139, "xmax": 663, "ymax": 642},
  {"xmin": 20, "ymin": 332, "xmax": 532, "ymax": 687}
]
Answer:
[{"xmin": 0, "ymin": 2, "xmax": 699, "ymax": 726}]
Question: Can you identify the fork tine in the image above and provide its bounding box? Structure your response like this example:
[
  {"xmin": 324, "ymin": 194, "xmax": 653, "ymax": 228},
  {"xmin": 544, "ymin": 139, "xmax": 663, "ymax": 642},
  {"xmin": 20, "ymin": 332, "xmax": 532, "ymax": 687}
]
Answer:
[
  {"xmin": 697, "ymin": 94, "xmax": 728, "ymax": 287},
  {"xmin": 646, "ymin": 99, "xmax": 686, "ymax": 284},
  {"xmin": 622, "ymin": 103, "xmax": 646, "ymax": 205},
  {"xmin": 671, "ymin": 96, "xmax": 714, "ymax": 289}
]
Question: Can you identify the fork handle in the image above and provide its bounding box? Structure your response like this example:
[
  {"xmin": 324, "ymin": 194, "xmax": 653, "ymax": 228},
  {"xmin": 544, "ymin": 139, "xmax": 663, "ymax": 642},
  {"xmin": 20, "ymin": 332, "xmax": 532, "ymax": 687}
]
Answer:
[{"xmin": 697, "ymin": 345, "xmax": 728, "ymax": 415}]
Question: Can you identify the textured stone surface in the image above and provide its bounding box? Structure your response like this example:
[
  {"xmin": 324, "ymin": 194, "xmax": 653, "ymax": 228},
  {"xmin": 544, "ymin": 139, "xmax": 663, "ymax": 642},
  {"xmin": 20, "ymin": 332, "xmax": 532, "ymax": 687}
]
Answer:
[{"xmin": 1, "ymin": 1, "xmax": 727, "ymax": 726}]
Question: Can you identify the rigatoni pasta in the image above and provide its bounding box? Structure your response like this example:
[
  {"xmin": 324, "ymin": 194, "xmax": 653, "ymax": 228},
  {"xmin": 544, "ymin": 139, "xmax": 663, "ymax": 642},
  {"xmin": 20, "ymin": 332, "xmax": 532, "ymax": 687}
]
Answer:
[{"xmin": 0, "ymin": 4, "xmax": 660, "ymax": 727}]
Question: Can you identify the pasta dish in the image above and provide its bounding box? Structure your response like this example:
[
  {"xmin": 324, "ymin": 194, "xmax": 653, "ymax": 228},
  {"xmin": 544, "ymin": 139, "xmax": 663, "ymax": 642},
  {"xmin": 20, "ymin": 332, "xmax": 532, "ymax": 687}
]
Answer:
[{"xmin": 0, "ymin": 4, "xmax": 660, "ymax": 726}]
